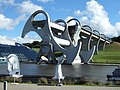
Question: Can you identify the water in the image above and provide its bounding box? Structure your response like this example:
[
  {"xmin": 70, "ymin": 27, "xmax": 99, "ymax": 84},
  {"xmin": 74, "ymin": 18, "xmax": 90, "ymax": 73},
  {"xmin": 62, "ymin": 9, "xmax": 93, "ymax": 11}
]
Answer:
[{"xmin": 0, "ymin": 63, "xmax": 118, "ymax": 82}]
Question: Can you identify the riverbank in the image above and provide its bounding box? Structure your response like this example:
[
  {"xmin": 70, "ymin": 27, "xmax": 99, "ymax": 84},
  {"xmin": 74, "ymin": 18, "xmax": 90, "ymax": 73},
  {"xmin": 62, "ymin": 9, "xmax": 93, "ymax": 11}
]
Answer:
[
  {"xmin": 0, "ymin": 82, "xmax": 120, "ymax": 90},
  {"xmin": 1, "ymin": 74, "xmax": 120, "ymax": 87},
  {"xmin": 0, "ymin": 75, "xmax": 95, "ymax": 86}
]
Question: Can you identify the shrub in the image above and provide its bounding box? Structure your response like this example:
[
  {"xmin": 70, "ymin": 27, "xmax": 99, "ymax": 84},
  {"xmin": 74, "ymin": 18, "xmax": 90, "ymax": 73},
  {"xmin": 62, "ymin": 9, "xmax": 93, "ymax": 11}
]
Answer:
[{"xmin": 38, "ymin": 77, "xmax": 48, "ymax": 84}]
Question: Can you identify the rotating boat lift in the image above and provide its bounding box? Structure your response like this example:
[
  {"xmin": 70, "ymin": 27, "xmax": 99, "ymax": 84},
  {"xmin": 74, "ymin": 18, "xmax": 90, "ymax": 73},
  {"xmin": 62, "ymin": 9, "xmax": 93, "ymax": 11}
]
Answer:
[
  {"xmin": 21, "ymin": 10, "xmax": 111, "ymax": 64},
  {"xmin": 21, "ymin": 10, "xmax": 81, "ymax": 64}
]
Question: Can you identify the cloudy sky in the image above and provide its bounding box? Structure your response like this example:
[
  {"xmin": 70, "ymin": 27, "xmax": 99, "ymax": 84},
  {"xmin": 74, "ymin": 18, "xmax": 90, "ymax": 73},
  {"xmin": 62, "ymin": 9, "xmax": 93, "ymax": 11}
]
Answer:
[{"xmin": 0, "ymin": 0, "xmax": 120, "ymax": 43}]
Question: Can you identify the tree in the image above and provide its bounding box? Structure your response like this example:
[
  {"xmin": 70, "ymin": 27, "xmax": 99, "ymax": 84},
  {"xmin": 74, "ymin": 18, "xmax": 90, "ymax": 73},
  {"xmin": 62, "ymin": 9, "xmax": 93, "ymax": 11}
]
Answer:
[
  {"xmin": 23, "ymin": 41, "xmax": 41, "ymax": 48},
  {"xmin": 112, "ymin": 36, "xmax": 120, "ymax": 43}
]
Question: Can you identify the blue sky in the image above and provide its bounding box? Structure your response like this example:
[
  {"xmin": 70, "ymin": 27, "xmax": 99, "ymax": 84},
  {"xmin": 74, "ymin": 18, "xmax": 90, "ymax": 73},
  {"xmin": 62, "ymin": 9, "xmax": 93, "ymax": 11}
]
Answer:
[{"xmin": 0, "ymin": 0, "xmax": 120, "ymax": 43}]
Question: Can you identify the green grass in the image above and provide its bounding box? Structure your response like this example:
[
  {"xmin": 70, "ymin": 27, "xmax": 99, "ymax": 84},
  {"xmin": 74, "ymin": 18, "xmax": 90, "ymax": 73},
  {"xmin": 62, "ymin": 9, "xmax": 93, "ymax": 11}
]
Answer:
[
  {"xmin": 32, "ymin": 48, "xmax": 40, "ymax": 52},
  {"xmin": 93, "ymin": 42, "xmax": 120, "ymax": 64}
]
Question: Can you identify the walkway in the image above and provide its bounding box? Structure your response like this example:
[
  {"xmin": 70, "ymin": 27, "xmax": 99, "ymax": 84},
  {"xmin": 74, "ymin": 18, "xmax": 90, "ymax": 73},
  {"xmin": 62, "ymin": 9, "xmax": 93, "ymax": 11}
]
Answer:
[{"xmin": 0, "ymin": 83, "xmax": 120, "ymax": 90}]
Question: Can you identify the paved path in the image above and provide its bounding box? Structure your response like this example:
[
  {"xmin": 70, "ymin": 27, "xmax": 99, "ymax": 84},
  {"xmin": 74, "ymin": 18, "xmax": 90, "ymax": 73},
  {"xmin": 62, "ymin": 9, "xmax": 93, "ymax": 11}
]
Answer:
[{"xmin": 0, "ymin": 83, "xmax": 120, "ymax": 90}]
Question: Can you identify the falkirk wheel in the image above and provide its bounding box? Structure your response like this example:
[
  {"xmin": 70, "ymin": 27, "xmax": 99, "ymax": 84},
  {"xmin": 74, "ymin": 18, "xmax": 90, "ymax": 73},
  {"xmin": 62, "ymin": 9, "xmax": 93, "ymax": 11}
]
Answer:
[{"xmin": 21, "ymin": 10, "xmax": 111, "ymax": 64}]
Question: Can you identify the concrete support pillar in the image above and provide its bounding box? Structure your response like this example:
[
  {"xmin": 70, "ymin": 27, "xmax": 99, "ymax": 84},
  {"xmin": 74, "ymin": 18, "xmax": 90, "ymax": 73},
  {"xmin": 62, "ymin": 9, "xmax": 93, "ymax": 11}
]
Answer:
[
  {"xmin": 79, "ymin": 25, "xmax": 95, "ymax": 63},
  {"xmin": 91, "ymin": 37, "xmax": 100, "ymax": 55},
  {"xmin": 98, "ymin": 34, "xmax": 107, "ymax": 50},
  {"xmin": 98, "ymin": 39, "xmax": 106, "ymax": 50},
  {"xmin": 80, "ymin": 34, "xmax": 92, "ymax": 51}
]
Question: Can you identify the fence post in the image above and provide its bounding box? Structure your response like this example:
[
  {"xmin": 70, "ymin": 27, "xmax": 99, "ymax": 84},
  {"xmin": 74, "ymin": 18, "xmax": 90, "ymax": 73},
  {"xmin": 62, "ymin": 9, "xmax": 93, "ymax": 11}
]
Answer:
[{"xmin": 4, "ymin": 81, "xmax": 7, "ymax": 90}]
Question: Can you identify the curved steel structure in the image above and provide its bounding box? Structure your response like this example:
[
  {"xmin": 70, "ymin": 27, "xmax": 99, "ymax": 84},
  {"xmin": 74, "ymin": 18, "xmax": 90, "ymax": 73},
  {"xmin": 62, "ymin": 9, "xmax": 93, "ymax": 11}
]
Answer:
[
  {"xmin": 22, "ymin": 10, "xmax": 81, "ymax": 64},
  {"xmin": 79, "ymin": 25, "xmax": 96, "ymax": 63},
  {"xmin": 91, "ymin": 30, "xmax": 101, "ymax": 55},
  {"xmin": 21, "ymin": 10, "xmax": 111, "ymax": 64}
]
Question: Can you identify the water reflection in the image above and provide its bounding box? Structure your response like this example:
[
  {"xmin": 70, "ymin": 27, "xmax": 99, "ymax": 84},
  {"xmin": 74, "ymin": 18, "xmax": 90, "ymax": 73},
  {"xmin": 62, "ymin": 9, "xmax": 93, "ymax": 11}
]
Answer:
[{"xmin": 0, "ymin": 63, "xmax": 118, "ymax": 82}]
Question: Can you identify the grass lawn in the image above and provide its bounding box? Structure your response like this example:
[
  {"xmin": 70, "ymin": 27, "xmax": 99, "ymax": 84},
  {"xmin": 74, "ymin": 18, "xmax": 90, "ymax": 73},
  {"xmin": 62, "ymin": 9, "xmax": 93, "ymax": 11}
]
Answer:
[{"xmin": 93, "ymin": 42, "xmax": 120, "ymax": 64}]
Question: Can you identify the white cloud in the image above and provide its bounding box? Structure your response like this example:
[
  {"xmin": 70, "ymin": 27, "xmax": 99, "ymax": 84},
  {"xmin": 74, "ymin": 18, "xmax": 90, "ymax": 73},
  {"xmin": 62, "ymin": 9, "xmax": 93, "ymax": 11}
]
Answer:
[
  {"xmin": 0, "ymin": 0, "xmax": 15, "ymax": 5},
  {"xmin": 0, "ymin": 14, "xmax": 15, "ymax": 30},
  {"xmin": 0, "ymin": 0, "xmax": 43, "ymax": 30},
  {"xmin": 0, "ymin": 0, "xmax": 44, "ymax": 43},
  {"xmin": 80, "ymin": 16, "xmax": 89, "ymax": 25},
  {"xmin": 74, "ymin": 10, "xmax": 82, "ymax": 16},
  {"xmin": 0, "ymin": 14, "xmax": 26, "ymax": 30},
  {"xmin": 115, "ymin": 22, "xmax": 120, "ymax": 34},
  {"xmin": 73, "ymin": 0, "xmax": 120, "ymax": 37},
  {"xmin": 14, "ymin": 36, "xmax": 42, "ymax": 44},
  {"xmin": 18, "ymin": 0, "xmax": 43, "ymax": 15},
  {"xmin": 86, "ymin": 0, "xmax": 119, "ymax": 37},
  {"xmin": 0, "ymin": 0, "xmax": 43, "ymax": 14},
  {"xmin": 65, "ymin": 16, "xmax": 74, "ymax": 21},
  {"xmin": 37, "ymin": 0, "xmax": 54, "ymax": 3},
  {"xmin": 74, "ymin": 10, "xmax": 87, "ymax": 16},
  {"xmin": 14, "ymin": 14, "xmax": 26, "ymax": 26},
  {"xmin": 0, "ymin": 35, "xmax": 41, "ymax": 45},
  {"xmin": 0, "ymin": 36, "xmax": 15, "ymax": 45}
]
